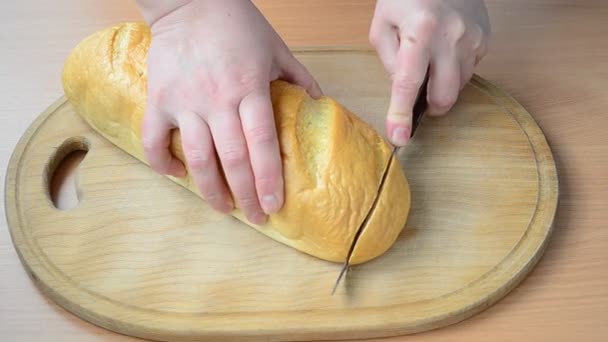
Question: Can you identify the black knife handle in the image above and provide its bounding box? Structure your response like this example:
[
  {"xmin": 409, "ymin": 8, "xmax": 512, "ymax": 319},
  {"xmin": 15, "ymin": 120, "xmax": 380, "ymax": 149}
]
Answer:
[{"xmin": 411, "ymin": 68, "xmax": 430, "ymax": 138}]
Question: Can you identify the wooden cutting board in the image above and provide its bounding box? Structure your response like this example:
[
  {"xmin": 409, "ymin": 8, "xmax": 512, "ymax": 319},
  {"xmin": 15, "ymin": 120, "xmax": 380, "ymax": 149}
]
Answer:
[{"xmin": 5, "ymin": 48, "xmax": 558, "ymax": 342}]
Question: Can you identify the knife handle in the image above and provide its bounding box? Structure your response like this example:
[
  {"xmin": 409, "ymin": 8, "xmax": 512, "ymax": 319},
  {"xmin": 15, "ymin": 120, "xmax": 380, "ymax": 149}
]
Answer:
[{"xmin": 411, "ymin": 68, "xmax": 430, "ymax": 138}]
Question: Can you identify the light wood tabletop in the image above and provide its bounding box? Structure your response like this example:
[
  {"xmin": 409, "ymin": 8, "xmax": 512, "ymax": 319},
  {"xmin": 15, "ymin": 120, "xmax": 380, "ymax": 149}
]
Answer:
[{"xmin": 1, "ymin": 1, "xmax": 607, "ymax": 341}]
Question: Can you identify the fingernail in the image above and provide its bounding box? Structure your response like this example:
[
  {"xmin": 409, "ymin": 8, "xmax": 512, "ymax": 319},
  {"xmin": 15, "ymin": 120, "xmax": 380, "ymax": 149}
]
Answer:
[
  {"xmin": 391, "ymin": 126, "xmax": 410, "ymax": 146},
  {"xmin": 262, "ymin": 194, "xmax": 280, "ymax": 214},
  {"xmin": 220, "ymin": 201, "xmax": 234, "ymax": 213},
  {"xmin": 251, "ymin": 212, "xmax": 268, "ymax": 225},
  {"xmin": 170, "ymin": 160, "xmax": 186, "ymax": 177},
  {"xmin": 172, "ymin": 169, "xmax": 186, "ymax": 178}
]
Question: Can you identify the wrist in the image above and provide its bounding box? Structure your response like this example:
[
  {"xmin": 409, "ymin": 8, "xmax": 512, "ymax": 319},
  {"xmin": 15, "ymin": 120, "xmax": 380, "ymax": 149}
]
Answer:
[
  {"xmin": 135, "ymin": 0, "xmax": 195, "ymax": 26},
  {"xmin": 136, "ymin": 0, "xmax": 253, "ymax": 27}
]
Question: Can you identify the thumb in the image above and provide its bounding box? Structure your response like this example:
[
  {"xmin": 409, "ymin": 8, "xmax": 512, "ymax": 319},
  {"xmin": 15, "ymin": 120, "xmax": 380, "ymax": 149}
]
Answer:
[{"xmin": 279, "ymin": 54, "xmax": 323, "ymax": 98}]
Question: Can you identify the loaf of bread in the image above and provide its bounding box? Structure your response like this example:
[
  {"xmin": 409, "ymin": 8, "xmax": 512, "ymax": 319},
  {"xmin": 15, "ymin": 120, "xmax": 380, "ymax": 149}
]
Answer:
[{"xmin": 61, "ymin": 22, "xmax": 410, "ymax": 265}]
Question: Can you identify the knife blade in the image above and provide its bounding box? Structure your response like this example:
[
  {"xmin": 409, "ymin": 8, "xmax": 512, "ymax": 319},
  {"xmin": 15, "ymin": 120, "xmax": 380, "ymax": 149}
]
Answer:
[
  {"xmin": 331, "ymin": 69, "xmax": 430, "ymax": 295},
  {"xmin": 410, "ymin": 69, "xmax": 430, "ymax": 139},
  {"xmin": 331, "ymin": 148, "xmax": 395, "ymax": 295}
]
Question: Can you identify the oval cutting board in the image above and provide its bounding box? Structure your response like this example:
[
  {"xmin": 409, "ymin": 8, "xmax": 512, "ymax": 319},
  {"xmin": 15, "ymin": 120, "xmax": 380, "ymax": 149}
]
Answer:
[{"xmin": 5, "ymin": 48, "xmax": 558, "ymax": 342}]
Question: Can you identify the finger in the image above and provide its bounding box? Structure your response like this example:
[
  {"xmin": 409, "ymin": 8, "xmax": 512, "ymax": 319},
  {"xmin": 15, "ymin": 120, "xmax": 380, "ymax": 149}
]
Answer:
[
  {"xmin": 369, "ymin": 22, "xmax": 399, "ymax": 73},
  {"xmin": 141, "ymin": 105, "xmax": 186, "ymax": 177},
  {"xmin": 386, "ymin": 41, "xmax": 430, "ymax": 146},
  {"xmin": 177, "ymin": 111, "xmax": 233, "ymax": 214},
  {"xmin": 207, "ymin": 108, "xmax": 266, "ymax": 225},
  {"xmin": 280, "ymin": 55, "xmax": 323, "ymax": 98},
  {"xmin": 427, "ymin": 52, "xmax": 461, "ymax": 116},
  {"xmin": 239, "ymin": 86, "xmax": 284, "ymax": 215}
]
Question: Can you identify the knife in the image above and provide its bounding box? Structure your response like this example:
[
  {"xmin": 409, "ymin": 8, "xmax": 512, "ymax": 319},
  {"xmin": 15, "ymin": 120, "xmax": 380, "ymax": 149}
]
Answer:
[
  {"xmin": 410, "ymin": 69, "xmax": 430, "ymax": 139},
  {"xmin": 331, "ymin": 69, "xmax": 430, "ymax": 295}
]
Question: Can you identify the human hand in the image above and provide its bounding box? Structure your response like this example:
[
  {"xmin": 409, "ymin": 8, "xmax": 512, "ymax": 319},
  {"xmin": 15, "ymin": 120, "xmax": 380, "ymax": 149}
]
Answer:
[
  {"xmin": 136, "ymin": 0, "xmax": 322, "ymax": 224},
  {"xmin": 369, "ymin": 0, "xmax": 491, "ymax": 145}
]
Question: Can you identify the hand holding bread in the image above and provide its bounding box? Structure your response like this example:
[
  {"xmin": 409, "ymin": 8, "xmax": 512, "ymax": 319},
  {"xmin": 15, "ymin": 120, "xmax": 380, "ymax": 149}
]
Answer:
[
  {"xmin": 62, "ymin": 21, "xmax": 410, "ymax": 264},
  {"xmin": 135, "ymin": 0, "xmax": 322, "ymax": 224}
]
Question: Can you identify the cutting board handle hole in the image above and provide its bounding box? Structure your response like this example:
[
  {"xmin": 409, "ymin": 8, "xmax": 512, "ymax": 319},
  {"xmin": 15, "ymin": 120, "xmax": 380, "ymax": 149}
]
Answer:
[{"xmin": 47, "ymin": 137, "xmax": 89, "ymax": 210}]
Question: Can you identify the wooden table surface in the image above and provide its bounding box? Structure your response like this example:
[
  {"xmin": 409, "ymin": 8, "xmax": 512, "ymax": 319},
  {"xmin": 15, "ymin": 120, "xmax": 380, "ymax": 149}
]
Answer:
[{"xmin": 1, "ymin": 1, "xmax": 606, "ymax": 341}]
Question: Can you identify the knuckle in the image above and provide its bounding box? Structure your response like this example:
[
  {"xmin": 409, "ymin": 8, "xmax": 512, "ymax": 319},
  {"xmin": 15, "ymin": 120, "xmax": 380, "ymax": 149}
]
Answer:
[
  {"xmin": 206, "ymin": 80, "xmax": 245, "ymax": 107},
  {"xmin": 176, "ymin": 85, "xmax": 197, "ymax": 105},
  {"xmin": 368, "ymin": 25, "xmax": 382, "ymax": 46},
  {"xmin": 202, "ymin": 191, "xmax": 230, "ymax": 212},
  {"xmin": 245, "ymin": 124, "xmax": 277, "ymax": 145},
  {"xmin": 368, "ymin": 34, "xmax": 377, "ymax": 47},
  {"xmin": 228, "ymin": 179, "xmax": 261, "ymax": 212},
  {"xmin": 147, "ymin": 85, "xmax": 166, "ymax": 107},
  {"xmin": 197, "ymin": 75, "xmax": 234, "ymax": 105},
  {"xmin": 412, "ymin": 10, "xmax": 439, "ymax": 40},
  {"xmin": 148, "ymin": 91, "xmax": 162, "ymax": 108},
  {"xmin": 202, "ymin": 191, "xmax": 220, "ymax": 204},
  {"xmin": 255, "ymin": 169, "xmax": 281, "ymax": 190},
  {"xmin": 201, "ymin": 78, "xmax": 223, "ymax": 102},
  {"xmin": 221, "ymin": 143, "xmax": 248, "ymax": 168},
  {"xmin": 238, "ymin": 69, "xmax": 260, "ymax": 88},
  {"xmin": 392, "ymin": 74, "xmax": 421, "ymax": 95},
  {"xmin": 227, "ymin": 69, "xmax": 261, "ymax": 95},
  {"xmin": 197, "ymin": 69, "xmax": 264, "ymax": 107},
  {"xmin": 448, "ymin": 17, "xmax": 466, "ymax": 43},
  {"xmin": 299, "ymin": 75, "xmax": 316, "ymax": 93},
  {"xmin": 191, "ymin": 169, "xmax": 229, "ymax": 209},
  {"xmin": 432, "ymin": 93, "xmax": 457, "ymax": 110},
  {"xmin": 141, "ymin": 136, "xmax": 156, "ymax": 151},
  {"xmin": 142, "ymin": 134, "xmax": 163, "ymax": 153},
  {"xmin": 184, "ymin": 147, "xmax": 211, "ymax": 170},
  {"xmin": 236, "ymin": 194, "xmax": 260, "ymax": 210}
]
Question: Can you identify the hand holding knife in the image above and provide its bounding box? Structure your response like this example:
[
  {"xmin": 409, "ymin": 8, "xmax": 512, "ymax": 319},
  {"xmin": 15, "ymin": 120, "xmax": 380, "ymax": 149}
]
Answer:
[
  {"xmin": 331, "ymin": 69, "xmax": 430, "ymax": 295},
  {"xmin": 394, "ymin": 68, "xmax": 430, "ymax": 154}
]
